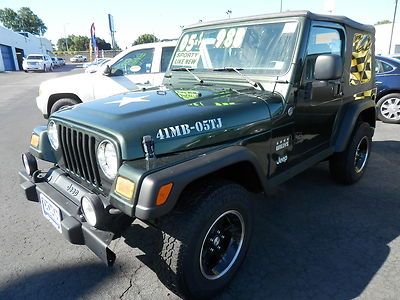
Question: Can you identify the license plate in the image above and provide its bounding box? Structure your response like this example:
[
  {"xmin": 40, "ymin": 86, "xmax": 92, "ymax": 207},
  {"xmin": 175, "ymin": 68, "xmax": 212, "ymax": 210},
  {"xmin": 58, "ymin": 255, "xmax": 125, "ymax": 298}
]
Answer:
[{"xmin": 40, "ymin": 194, "xmax": 62, "ymax": 233}]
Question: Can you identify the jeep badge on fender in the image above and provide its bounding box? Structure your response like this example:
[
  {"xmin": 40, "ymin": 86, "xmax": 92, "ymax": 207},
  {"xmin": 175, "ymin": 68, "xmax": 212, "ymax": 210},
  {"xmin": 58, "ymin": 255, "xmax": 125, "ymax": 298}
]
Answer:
[{"xmin": 20, "ymin": 11, "xmax": 376, "ymax": 299}]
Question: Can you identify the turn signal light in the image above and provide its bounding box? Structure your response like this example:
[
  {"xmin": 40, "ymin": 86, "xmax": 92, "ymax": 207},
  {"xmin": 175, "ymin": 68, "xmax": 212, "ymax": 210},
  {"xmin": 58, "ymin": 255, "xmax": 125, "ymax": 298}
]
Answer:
[
  {"xmin": 115, "ymin": 177, "xmax": 135, "ymax": 200},
  {"xmin": 30, "ymin": 134, "xmax": 39, "ymax": 148},
  {"xmin": 156, "ymin": 183, "xmax": 173, "ymax": 206}
]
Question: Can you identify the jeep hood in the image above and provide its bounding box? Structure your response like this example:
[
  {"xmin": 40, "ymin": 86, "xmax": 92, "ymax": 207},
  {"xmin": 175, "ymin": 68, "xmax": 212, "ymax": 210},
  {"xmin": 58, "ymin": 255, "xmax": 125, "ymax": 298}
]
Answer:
[{"xmin": 53, "ymin": 87, "xmax": 284, "ymax": 160}]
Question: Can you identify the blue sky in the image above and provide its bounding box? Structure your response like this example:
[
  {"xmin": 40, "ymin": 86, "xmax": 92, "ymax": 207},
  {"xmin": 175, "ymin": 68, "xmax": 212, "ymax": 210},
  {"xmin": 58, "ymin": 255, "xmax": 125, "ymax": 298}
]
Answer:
[{"xmin": 0, "ymin": 0, "xmax": 396, "ymax": 48}]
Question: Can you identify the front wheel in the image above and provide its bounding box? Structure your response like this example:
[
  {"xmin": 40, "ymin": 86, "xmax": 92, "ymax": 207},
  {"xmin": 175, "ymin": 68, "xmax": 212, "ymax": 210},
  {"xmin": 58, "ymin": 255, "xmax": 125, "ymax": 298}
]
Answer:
[
  {"xmin": 329, "ymin": 122, "xmax": 373, "ymax": 184},
  {"xmin": 376, "ymin": 94, "xmax": 400, "ymax": 124},
  {"xmin": 155, "ymin": 181, "xmax": 253, "ymax": 299},
  {"xmin": 50, "ymin": 98, "xmax": 79, "ymax": 114}
]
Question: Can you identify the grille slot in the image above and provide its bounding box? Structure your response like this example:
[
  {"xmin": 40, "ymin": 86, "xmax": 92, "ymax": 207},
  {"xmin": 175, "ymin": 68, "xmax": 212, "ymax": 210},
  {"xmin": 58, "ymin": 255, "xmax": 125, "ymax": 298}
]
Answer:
[{"xmin": 59, "ymin": 124, "xmax": 101, "ymax": 188}]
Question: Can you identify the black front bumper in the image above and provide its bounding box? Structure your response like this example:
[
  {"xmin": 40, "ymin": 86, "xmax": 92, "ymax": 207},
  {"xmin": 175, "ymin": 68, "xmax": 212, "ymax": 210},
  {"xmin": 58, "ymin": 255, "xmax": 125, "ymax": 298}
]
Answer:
[{"xmin": 19, "ymin": 169, "xmax": 120, "ymax": 266}]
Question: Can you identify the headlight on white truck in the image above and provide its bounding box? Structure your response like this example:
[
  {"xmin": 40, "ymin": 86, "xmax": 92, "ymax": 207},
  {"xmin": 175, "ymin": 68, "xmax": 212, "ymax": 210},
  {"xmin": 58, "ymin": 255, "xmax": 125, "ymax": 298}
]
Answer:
[{"xmin": 97, "ymin": 140, "xmax": 118, "ymax": 180}]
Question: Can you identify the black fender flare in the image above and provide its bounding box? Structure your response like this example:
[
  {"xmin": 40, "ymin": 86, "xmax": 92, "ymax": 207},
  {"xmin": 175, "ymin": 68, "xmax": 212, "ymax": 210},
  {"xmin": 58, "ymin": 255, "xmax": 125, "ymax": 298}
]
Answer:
[
  {"xmin": 333, "ymin": 99, "xmax": 376, "ymax": 153},
  {"xmin": 134, "ymin": 146, "xmax": 267, "ymax": 220}
]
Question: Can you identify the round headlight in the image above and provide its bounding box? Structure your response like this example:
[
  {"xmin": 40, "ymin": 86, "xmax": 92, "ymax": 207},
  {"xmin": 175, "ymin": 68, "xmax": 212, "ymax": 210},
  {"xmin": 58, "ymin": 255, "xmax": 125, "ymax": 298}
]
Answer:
[
  {"xmin": 48, "ymin": 121, "xmax": 59, "ymax": 150},
  {"xmin": 22, "ymin": 152, "xmax": 38, "ymax": 176},
  {"xmin": 97, "ymin": 140, "xmax": 118, "ymax": 180},
  {"xmin": 81, "ymin": 196, "xmax": 97, "ymax": 226}
]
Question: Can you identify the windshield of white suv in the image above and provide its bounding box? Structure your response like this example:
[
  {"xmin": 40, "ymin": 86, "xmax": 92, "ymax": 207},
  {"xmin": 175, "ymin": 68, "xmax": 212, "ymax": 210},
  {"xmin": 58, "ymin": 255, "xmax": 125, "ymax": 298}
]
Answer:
[
  {"xmin": 27, "ymin": 55, "xmax": 44, "ymax": 60},
  {"xmin": 171, "ymin": 21, "xmax": 299, "ymax": 76}
]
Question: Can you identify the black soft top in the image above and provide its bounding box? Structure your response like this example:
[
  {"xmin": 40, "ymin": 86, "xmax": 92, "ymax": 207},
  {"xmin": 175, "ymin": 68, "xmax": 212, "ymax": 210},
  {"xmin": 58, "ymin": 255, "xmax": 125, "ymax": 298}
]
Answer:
[{"xmin": 185, "ymin": 10, "xmax": 374, "ymax": 33}]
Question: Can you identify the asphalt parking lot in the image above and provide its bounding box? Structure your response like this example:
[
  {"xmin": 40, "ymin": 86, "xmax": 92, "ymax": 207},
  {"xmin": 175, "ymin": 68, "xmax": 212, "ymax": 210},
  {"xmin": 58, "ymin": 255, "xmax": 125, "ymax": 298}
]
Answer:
[{"xmin": 0, "ymin": 67, "xmax": 399, "ymax": 299}]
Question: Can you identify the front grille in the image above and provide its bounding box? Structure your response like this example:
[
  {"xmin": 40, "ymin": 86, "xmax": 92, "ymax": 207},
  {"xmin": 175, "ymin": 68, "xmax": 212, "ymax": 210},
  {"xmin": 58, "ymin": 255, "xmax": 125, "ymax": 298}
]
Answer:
[{"xmin": 58, "ymin": 124, "xmax": 102, "ymax": 188}]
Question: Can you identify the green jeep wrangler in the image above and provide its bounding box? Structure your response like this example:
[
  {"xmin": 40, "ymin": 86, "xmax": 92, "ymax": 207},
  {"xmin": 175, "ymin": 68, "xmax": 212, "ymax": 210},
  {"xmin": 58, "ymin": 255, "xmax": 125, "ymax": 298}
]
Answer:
[{"xmin": 20, "ymin": 11, "xmax": 376, "ymax": 299}]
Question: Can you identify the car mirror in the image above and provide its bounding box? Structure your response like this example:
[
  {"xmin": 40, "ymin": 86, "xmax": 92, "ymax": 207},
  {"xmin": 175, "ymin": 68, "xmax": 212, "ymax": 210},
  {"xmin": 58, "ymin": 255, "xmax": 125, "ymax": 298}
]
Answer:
[
  {"xmin": 314, "ymin": 54, "xmax": 343, "ymax": 80},
  {"xmin": 103, "ymin": 65, "xmax": 111, "ymax": 76}
]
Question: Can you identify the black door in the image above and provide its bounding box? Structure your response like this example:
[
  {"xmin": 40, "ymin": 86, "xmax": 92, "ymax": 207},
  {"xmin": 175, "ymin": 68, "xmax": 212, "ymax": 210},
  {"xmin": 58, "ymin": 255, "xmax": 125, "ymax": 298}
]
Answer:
[{"xmin": 293, "ymin": 23, "xmax": 345, "ymax": 159}]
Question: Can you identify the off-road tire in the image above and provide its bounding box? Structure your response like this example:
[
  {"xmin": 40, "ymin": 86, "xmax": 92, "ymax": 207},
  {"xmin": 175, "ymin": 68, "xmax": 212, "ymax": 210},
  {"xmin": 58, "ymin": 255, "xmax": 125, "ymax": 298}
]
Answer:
[
  {"xmin": 329, "ymin": 122, "xmax": 373, "ymax": 184},
  {"xmin": 376, "ymin": 93, "xmax": 400, "ymax": 124},
  {"xmin": 50, "ymin": 98, "xmax": 79, "ymax": 115},
  {"xmin": 154, "ymin": 181, "xmax": 253, "ymax": 299}
]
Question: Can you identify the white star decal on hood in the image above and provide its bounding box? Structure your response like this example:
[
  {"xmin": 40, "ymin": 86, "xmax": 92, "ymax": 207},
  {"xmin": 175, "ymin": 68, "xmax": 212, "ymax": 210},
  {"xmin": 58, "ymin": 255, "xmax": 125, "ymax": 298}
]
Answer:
[{"xmin": 106, "ymin": 95, "xmax": 150, "ymax": 107}]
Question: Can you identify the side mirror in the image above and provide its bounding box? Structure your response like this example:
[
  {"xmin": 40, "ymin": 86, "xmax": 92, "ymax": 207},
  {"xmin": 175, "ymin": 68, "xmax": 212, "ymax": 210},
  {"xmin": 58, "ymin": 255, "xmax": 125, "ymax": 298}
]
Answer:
[
  {"xmin": 103, "ymin": 65, "xmax": 111, "ymax": 76},
  {"xmin": 314, "ymin": 54, "xmax": 343, "ymax": 80}
]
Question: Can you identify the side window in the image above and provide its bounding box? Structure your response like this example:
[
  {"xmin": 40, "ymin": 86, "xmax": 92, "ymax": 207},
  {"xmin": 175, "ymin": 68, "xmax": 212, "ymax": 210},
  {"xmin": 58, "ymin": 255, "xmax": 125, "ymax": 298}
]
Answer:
[
  {"xmin": 305, "ymin": 26, "xmax": 343, "ymax": 80},
  {"xmin": 111, "ymin": 48, "xmax": 154, "ymax": 76},
  {"xmin": 160, "ymin": 47, "xmax": 175, "ymax": 72},
  {"xmin": 381, "ymin": 61, "xmax": 394, "ymax": 72},
  {"xmin": 375, "ymin": 60, "xmax": 383, "ymax": 74}
]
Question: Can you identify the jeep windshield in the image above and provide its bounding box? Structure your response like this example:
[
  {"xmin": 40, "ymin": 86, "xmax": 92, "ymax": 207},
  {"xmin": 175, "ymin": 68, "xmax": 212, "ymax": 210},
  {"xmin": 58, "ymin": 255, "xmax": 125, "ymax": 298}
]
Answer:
[{"xmin": 171, "ymin": 20, "xmax": 299, "ymax": 76}]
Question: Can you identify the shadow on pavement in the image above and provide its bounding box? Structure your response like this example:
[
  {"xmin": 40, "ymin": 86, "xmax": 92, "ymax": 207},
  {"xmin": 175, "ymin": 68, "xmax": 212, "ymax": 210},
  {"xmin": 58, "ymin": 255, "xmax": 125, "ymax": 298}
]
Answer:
[
  {"xmin": 0, "ymin": 263, "xmax": 116, "ymax": 300},
  {"xmin": 52, "ymin": 64, "xmax": 80, "ymax": 73}
]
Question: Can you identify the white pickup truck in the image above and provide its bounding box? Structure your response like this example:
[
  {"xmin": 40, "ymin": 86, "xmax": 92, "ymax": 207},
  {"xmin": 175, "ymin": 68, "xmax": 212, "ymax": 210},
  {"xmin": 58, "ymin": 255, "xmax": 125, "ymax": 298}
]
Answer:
[{"xmin": 36, "ymin": 40, "xmax": 176, "ymax": 118}]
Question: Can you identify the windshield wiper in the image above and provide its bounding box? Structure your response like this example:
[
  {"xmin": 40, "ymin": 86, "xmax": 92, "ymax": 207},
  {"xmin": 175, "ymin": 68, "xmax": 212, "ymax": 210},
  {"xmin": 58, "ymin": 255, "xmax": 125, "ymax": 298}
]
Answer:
[
  {"xmin": 171, "ymin": 67, "xmax": 204, "ymax": 84},
  {"xmin": 213, "ymin": 67, "xmax": 265, "ymax": 91}
]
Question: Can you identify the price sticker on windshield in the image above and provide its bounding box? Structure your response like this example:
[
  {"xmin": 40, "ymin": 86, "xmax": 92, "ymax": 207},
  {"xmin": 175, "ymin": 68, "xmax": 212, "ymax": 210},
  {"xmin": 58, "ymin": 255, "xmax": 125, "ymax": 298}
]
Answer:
[
  {"xmin": 178, "ymin": 27, "xmax": 247, "ymax": 52},
  {"xmin": 215, "ymin": 27, "xmax": 247, "ymax": 48},
  {"xmin": 172, "ymin": 51, "xmax": 201, "ymax": 67}
]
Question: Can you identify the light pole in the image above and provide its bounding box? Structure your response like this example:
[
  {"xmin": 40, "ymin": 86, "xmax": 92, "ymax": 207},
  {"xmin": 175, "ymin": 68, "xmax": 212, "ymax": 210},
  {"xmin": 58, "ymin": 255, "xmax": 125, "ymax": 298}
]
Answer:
[
  {"xmin": 280, "ymin": 0, "xmax": 283, "ymax": 12},
  {"xmin": 389, "ymin": 0, "xmax": 398, "ymax": 54},
  {"xmin": 63, "ymin": 23, "xmax": 69, "ymax": 52},
  {"xmin": 226, "ymin": 10, "xmax": 232, "ymax": 19}
]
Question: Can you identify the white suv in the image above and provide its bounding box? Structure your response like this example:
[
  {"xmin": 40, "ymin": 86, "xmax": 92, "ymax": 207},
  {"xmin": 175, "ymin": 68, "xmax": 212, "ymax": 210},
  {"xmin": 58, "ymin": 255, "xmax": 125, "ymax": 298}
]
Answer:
[
  {"xmin": 23, "ymin": 54, "xmax": 53, "ymax": 72},
  {"xmin": 36, "ymin": 40, "xmax": 177, "ymax": 117}
]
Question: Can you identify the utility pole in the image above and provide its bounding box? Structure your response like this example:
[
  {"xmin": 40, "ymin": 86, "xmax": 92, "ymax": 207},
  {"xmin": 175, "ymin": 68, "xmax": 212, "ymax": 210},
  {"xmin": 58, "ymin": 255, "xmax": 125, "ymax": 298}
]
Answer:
[
  {"xmin": 63, "ymin": 23, "xmax": 69, "ymax": 52},
  {"xmin": 389, "ymin": 0, "xmax": 398, "ymax": 54}
]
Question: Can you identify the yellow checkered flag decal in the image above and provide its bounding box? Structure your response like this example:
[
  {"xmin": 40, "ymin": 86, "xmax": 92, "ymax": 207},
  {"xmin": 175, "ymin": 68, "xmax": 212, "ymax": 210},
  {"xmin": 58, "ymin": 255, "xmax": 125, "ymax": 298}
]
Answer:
[{"xmin": 350, "ymin": 33, "xmax": 372, "ymax": 86}]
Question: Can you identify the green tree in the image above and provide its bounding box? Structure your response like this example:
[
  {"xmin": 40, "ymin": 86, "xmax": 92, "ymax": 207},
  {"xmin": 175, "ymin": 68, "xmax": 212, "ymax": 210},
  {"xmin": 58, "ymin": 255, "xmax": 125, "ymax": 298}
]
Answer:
[
  {"xmin": 57, "ymin": 35, "xmax": 112, "ymax": 51},
  {"xmin": 96, "ymin": 37, "xmax": 111, "ymax": 50},
  {"xmin": 0, "ymin": 7, "xmax": 47, "ymax": 35},
  {"xmin": 375, "ymin": 20, "xmax": 392, "ymax": 25},
  {"xmin": 132, "ymin": 34, "xmax": 159, "ymax": 46}
]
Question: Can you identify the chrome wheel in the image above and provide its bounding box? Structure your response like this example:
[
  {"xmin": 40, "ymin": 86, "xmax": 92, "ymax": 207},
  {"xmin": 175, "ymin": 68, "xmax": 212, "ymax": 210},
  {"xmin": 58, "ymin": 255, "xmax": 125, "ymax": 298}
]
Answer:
[
  {"xmin": 380, "ymin": 97, "xmax": 400, "ymax": 121},
  {"xmin": 354, "ymin": 136, "xmax": 369, "ymax": 173},
  {"xmin": 200, "ymin": 210, "xmax": 245, "ymax": 280}
]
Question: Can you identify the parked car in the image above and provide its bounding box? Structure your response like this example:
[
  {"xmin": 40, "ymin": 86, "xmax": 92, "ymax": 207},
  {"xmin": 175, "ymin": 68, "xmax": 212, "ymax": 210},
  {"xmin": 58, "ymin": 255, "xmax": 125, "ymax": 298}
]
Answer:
[
  {"xmin": 51, "ymin": 57, "xmax": 60, "ymax": 67},
  {"xmin": 70, "ymin": 55, "xmax": 87, "ymax": 63},
  {"xmin": 83, "ymin": 58, "xmax": 110, "ymax": 73},
  {"xmin": 57, "ymin": 57, "xmax": 66, "ymax": 66},
  {"xmin": 22, "ymin": 54, "xmax": 53, "ymax": 72},
  {"xmin": 375, "ymin": 56, "xmax": 400, "ymax": 123},
  {"xmin": 36, "ymin": 40, "xmax": 177, "ymax": 117}
]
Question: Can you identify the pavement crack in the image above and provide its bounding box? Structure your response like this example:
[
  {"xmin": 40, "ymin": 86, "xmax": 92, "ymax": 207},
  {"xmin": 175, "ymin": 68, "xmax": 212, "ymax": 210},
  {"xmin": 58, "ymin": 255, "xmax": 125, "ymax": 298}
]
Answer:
[{"xmin": 119, "ymin": 277, "xmax": 133, "ymax": 299}]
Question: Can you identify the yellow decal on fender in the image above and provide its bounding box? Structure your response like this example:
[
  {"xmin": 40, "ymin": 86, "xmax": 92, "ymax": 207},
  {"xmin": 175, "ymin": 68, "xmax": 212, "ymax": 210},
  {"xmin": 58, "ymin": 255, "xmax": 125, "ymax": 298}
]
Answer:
[{"xmin": 354, "ymin": 88, "xmax": 377, "ymax": 101}]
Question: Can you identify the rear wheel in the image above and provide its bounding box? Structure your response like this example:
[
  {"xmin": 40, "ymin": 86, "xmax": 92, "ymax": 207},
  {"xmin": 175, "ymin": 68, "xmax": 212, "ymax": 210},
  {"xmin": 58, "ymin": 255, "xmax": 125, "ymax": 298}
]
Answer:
[
  {"xmin": 329, "ymin": 122, "xmax": 373, "ymax": 184},
  {"xmin": 155, "ymin": 181, "xmax": 253, "ymax": 299},
  {"xmin": 376, "ymin": 93, "xmax": 400, "ymax": 124},
  {"xmin": 50, "ymin": 98, "xmax": 79, "ymax": 114}
]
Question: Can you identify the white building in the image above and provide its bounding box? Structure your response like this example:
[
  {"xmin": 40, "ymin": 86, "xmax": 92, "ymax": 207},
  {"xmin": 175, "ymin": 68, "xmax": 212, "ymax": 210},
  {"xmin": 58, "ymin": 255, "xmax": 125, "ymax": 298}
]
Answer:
[
  {"xmin": 0, "ymin": 25, "xmax": 52, "ymax": 72},
  {"xmin": 375, "ymin": 23, "xmax": 400, "ymax": 55}
]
